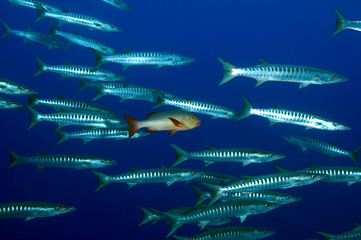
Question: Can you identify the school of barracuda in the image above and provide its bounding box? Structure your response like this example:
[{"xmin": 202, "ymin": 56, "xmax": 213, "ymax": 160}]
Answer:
[{"xmin": 0, "ymin": 0, "xmax": 360, "ymax": 239}]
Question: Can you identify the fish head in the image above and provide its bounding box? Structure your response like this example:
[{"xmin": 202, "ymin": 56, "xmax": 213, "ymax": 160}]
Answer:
[
  {"xmin": 179, "ymin": 170, "xmax": 202, "ymax": 181},
  {"xmin": 258, "ymin": 151, "xmax": 286, "ymax": 162},
  {"xmin": 100, "ymin": 47, "xmax": 118, "ymax": 55},
  {"xmin": 107, "ymin": 118, "xmax": 128, "ymax": 128},
  {"xmin": 131, "ymin": 131, "xmax": 150, "ymax": 138},
  {"xmin": 276, "ymin": 194, "xmax": 302, "ymax": 204},
  {"xmin": 230, "ymin": 111, "xmax": 243, "ymax": 121},
  {"xmin": 293, "ymin": 172, "xmax": 327, "ymax": 186},
  {"xmin": 103, "ymin": 23, "xmax": 123, "ymax": 32},
  {"xmin": 183, "ymin": 114, "xmax": 201, "ymax": 129},
  {"xmin": 321, "ymin": 120, "xmax": 351, "ymax": 131},
  {"xmin": 0, "ymin": 98, "xmax": 22, "ymax": 109},
  {"xmin": 281, "ymin": 135, "xmax": 301, "ymax": 144},
  {"xmin": 317, "ymin": 72, "xmax": 348, "ymax": 84},
  {"xmin": 4, "ymin": 82, "xmax": 38, "ymax": 95},
  {"xmin": 171, "ymin": 54, "xmax": 195, "ymax": 66},
  {"xmin": 253, "ymin": 228, "xmax": 276, "ymax": 239},
  {"xmin": 103, "ymin": 72, "xmax": 125, "ymax": 82},
  {"xmin": 91, "ymin": 158, "xmax": 117, "ymax": 168},
  {"xmin": 38, "ymin": 203, "xmax": 76, "ymax": 218},
  {"xmin": 206, "ymin": 217, "xmax": 232, "ymax": 226},
  {"xmin": 252, "ymin": 202, "xmax": 280, "ymax": 214}
]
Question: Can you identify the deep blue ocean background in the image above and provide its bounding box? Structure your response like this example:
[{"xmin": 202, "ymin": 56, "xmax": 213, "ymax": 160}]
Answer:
[{"xmin": 0, "ymin": 0, "xmax": 361, "ymax": 239}]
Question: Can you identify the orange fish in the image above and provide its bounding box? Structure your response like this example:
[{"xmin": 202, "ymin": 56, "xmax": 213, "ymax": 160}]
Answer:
[{"xmin": 125, "ymin": 110, "xmax": 201, "ymax": 137}]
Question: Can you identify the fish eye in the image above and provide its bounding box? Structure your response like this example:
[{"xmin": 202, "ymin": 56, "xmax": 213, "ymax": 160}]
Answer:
[
  {"xmin": 55, "ymin": 207, "xmax": 60, "ymax": 211},
  {"xmin": 332, "ymin": 74, "xmax": 336, "ymax": 78},
  {"xmin": 269, "ymin": 154, "xmax": 273, "ymax": 157},
  {"xmin": 312, "ymin": 175, "xmax": 317, "ymax": 179},
  {"xmin": 115, "ymin": 74, "xmax": 118, "ymax": 77},
  {"xmin": 18, "ymin": 86, "xmax": 24, "ymax": 90},
  {"xmin": 265, "ymin": 204, "xmax": 269, "ymax": 208},
  {"xmin": 101, "ymin": 159, "xmax": 106, "ymax": 163},
  {"xmin": 333, "ymin": 122, "xmax": 338, "ymax": 126},
  {"xmin": 190, "ymin": 115, "xmax": 196, "ymax": 120},
  {"xmin": 6, "ymin": 101, "xmax": 11, "ymax": 105},
  {"xmin": 191, "ymin": 172, "xmax": 196, "ymax": 175},
  {"xmin": 181, "ymin": 56, "xmax": 185, "ymax": 60},
  {"xmin": 287, "ymin": 196, "xmax": 290, "ymax": 200},
  {"xmin": 110, "ymin": 25, "xmax": 114, "ymax": 28},
  {"xmin": 263, "ymin": 231, "xmax": 267, "ymax": 234}
]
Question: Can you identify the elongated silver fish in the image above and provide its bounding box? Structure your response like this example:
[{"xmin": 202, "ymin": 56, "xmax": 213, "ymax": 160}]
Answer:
[
  {"xmin": 54, "ymin": 128, "xmax": 149, "ymax": 145},
  {"xmin": 91, "ymin": 168, "xmax": 201, "ymax": 192},
  {"xmin": 0, "ymin": 21, "xmax": 68, "ymax": 49},
  {"xmin": 169, "ymin": 144, "xmax": 285, "ymax": 167},
  {"xmin": 238, "ymin": 95, "xmax": 350, "ymax": 131},
  {"xmin": 7, "ymin": 0, "xmax": 66, "ymax": 13},
  {"xmin": 173, "ymin": 226, "xmax": 276, "ymax": 240},
  {"xmin": 282, "ymin": 136, "xmax": 360, "ymax": 164},
  {"xmin": 192, "ymin": 184, "xmax": 301, "ymax": 206},
  {"xmin": 205, "ymin": 165, "xmax": 326, "ymax": 205},
  {"xmin": 333, "ymin": 7, "xmax": 361, "ymax": 36},
  {"xmin": 301, "ymin": 164, "xmax": 361, "ymax": 186},
  {"xmin": 28, "ymin": 95, "xmax": 118, "ymax": 116},
  {"xmin": 48, "ymin": 21, "xmax": 118, "ymax": 55},
  {"xmin": 0, "ymin": 97, "xmax": 22, "ymax": 109},
  {"xmin": 165, "ymin": 200, "xmax": 280, "ymax": 237},
  {"xmin": 101, "ymin": 0, "xmax": 133, "ymax": 11},
  {"xmin": 6, "ymin": 148, "xmax": 116, "ymax": 169},
  {"xmin": 191, "ymin": 172, "xmax": 240, "ymax": 186},
  {"xmin": 318, "ymin": 224, "xmax": 361, "ymax": 240},
  {"xmin": 27, "ymin": 107, "xmax": 126, "ymax": 130},
  {"xmin": 216, "ymin": 57, "xmax": 347, "ymax": 88},
  {"xmin": 34, "ymin": 57, "xmax": 124, "ymax": 82},
  {"xmin": 0, "ymin": 77, "xmax": 37, "ymax": 95},
  {"xmin": 93, "ymin": 49, "xmax": 195, "ymax": 70},
  {"xmin": 153, "ymin": 91, "xmax": 241, "ymax": 120},
  {"xmin": 35, "ymin": 5, "xmax": 122, "ymax": 32},
  {"xmin": 0, "ymin": 202, "xmax": 75, "ymax": 221}
]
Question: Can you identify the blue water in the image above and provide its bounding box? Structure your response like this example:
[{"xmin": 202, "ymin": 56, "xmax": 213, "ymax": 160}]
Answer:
[{"xmin": 0, "ymin": 0, "xmax": 361, "ymax": 239}]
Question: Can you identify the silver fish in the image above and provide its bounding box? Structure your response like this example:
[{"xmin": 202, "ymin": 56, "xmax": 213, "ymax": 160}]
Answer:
[
  {"xmin": 0, "ymin": 77, "xmax": 37, "ymax": 95},
  {"xmin": 282, "ymin": 135, "xmax": 360, "ymax": 164},
  {"xmin": 0, "ymin": 202, "xmax": 75, "ymax": 221},
  {"xmin": 169, "ymin": 144, "xmax": 285, "ymax": 167},
  {"xmin": 190, "ymin": 172, "xmax": 240, "ymax": 186},
  {"xmin": 7, "ymin": 0, "xmax": 66, "ymax": 13},
  {"xmin": 0, "ymin": 97, "xmax": 22, "ymax": 109},
  {"xmin": 238, "ymin": 95, "xmax": 350, "ymax": 131},
  {"xmin": 333, "ymin": 7, "xmax": 361, "ymax": 36},
  {"xmin": 6, "ymin": 148, "xmax": 116, "ymax": 169},
  {"xmin": 101, "ymin": 0, "xmax": 133, "ymax": 12},
  {"xmin": 27, "ymin": 107, "xmax": 126, "ymax": 130},
  {"xmin": 0, "ymin": 20, "xmax": 68, "ymax": 49},
  {"xmin": 216, "ymin": 57, "xmax": 347, "ymax": 88},
  {"xmin": 54, "ymin": 128, "xmax": 149, "ymax": 145},
  {"xmin": 91, "ymin": 168, "xmax": 201, "ymax": 192},
  {"xmin": 93, "ymin": 49, "xmax": 195, "ymax": 70},
  {"xmin": 34, "ymin": 57, "xmax": 125, "ymax": 82},
  {"xmin": 318, "ymin": 224, "xmax": 361, "ymax": 240},
  {"xmin": 48, "ymin": 21, "xmax": 118, "ymax": 55}
]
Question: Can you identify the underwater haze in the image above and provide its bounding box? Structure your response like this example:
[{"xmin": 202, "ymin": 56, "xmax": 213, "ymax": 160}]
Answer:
[{"xmin": 0, "ymin": 0, "xmax": 361, "ymax": 239}]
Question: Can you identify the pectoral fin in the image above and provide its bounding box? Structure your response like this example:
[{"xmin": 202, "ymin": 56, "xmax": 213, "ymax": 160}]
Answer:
[
  {"xmin": 299, "ymin": 82, "xmax": 310, "ymax": 88},
  {"xmin": 169, "ymin": 117, "xmax": 184, "ymax": 127},
  {"xmin": 25, "ymin": 217, "xmax": 35, "ymax": 221},
  {"xmin": 347, "ymin": 181, "xmax": 356, "ymax": 186},
  {"xmin": 255, "ymin": 79, "xmax": 266, "ymax": 87},
  {"xmin": 239, "ymin": 215, "xmax": 247, "ymax": 223},
  {"xmin": 168, "ymin": 130, "xmax": 178, "ymax": 136}
]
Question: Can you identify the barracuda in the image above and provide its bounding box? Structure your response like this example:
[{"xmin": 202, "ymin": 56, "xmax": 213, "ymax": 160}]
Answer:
[
  {"xmin": 153, "ymin": 91, "xmax": 241, "ymax": 120},
  {"xmin": 238, "ymin": 95, "xmax": 350, "ymax": 131},
  {"xmin": 282, "ymin": 136, "xmax": 360, "ymax": 164},
  {"xmin": 192, "ymin": 185, "xmax": 301, "ymax": 206},
  {"xmin": 101, "ymin": 0, "xmax": 133, "ymax": 12},
  {"xmin": 54, "ymin": 128, "xmax": 149, "ymax": 145},
  {"xmin": 93, "ymin": 49, "xmax": 195, "ymax": 70},
  {"xmin": 0, "ymin": 97, "xmax": 22, "ymax": 109},
  {"xmin": 139, "ymin": 206, "xmax": 231, "ymax": 227},
  {"xmin": 165, "ymin": 200, "xmax": 280, "ymax": 237},
  {"xmin": 190, "ymin": 172, "xmax": 240, "ymax": 185},
  {"xmin": 332, "ymin": 7, "xmax": 361, "ymax": 36},
  {"xmin": 91, "ymin": 168, "xmax": 200, "ymax": 192},
  {"xmin": 173, "ymin": 226, "xmax": 276, "ymax": 240},
  {"xmin": 7, "ymin": 0, "xmax": 66, "ymax": 13},
  {"xmin": 27, "ymin": 107, "xmax": 126, "ymax": 130},
  {"xmin": 6, "ymin": 148, "xmax": 116, "ymax": 169},
  {"xmin": 0, "ymin": 77, "xmax": 37, "ymax": 95},
  {"xmin": 205, "ymin": 165, "xmax": 326, "ymax": 205},
  {"xmin": 169, "ymin": 143, "xmax": 285, "ymax": 167},
  {"xmin": 301, "ymin": 164, "xmax": 361, "ymax": 186},
  {"xmin": 216, "ymin": 57, "xmax": 347, "ymax": 88},
  {"xmin": 28, "ymin": 95, "xmax": 117, "ymax": 116},
  {"xmin": 34, "ymin": 57, "xmax": 124, "ymax": 82},
  {"xmin": 0, "ymin": 21, "xmax": 68, "ymax": 49},
  {"xmin": 48, "ymin": 21, "xmax": 118, "ymax": 55},
  {"xmin": 318, "ymin": 224, "xmax": 361, "ymax": 240},
  {"xmin": 0, "ymin": 202, "xmax": 75, "ymax": 221},
  {"xmin": 35, "ymin": 5, "xmax": 122, "ymax": 32}
]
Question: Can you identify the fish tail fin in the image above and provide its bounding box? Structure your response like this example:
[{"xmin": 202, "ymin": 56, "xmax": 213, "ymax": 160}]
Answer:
[
  {"xmin": 238, "ymin": 94, "xmax": 253, "ymax": 120},
  {"xmin": 139, "ymin": 207, "xmax": 156, "ymax": 226},
  {"xmin": 34, "ymin": 3, "xmax": 46, "ymax": 22},
  {"xmin": 169, "ymin": 144, "xmax": 188, "ymax": 167},
  {"xmin": 27, "ymin": 106, "xmax": 40, "ymax": 131},
  {"xmin": 317, "ymin": 231, "xmax": 335, "ymax": 240},
  {"xmin": 152, "ymin": 90, "xmax": 166, "ymax": 109},
  {"xmin": 78, "ymin": 79, "xmax": 93, "ymax": 92},
  {"xmin": 201, "ymin": 183, "xmax": 222, "ymax": 205},
  {"xmin": 332, "ymin": 7, "xmax": 347, "ymax": 37},
  {"xmin": 215, "ymin": 56, "xmax": 237, "ymax": 86},
  {"xmin": 92, "ymin": 86, "xmax": 106, "ymax": 101},
  {"xmin": 27, "ymin": 95, "xmax": 38, "ymax": 108},
  {"xmin": 0, "ymin": 20, "xmax": 12, "ymax": 39},
  {"xmin": 91, "ymin": 170, "xmax": 110, "ymax": 192},
  {"xmin": 53, "ymin": 128, "xmax": 69, "ymax": 145},
  {"xmin": 172, "ymin": 236, "xmax": 187, "ymax": 240},
  {"xmin": 163, "ymin": 212, "xmax": 183, "ymax": 238},
  {"xmin": 350, "ymin": 146, "xmax": 361, "ymax": 165},
  {"xmin": 191, "ymin": 184, "xmax": 209, "ymax": 206},
  {"xmin": 34, "ymin": 56, "xmax": 46, "ymax": 77},
  {"xmin": 48, "ymin": 20, "xmax": 58, "ymax": 37},
  {"xmin": 6, "ymin": 147, "xmax": 21, "ymax": 169},
  {"xmin": 125, "ymin": 114, "xmax": 140, "ymax": 138},
  {"xmin": 91, "ymin": 49, "xmax": 105, "ymax": 70}
]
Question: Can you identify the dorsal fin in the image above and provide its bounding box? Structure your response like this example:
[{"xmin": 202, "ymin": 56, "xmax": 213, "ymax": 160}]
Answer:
[
  {"xmin": 185, "ymin": 97, "xmax": 193, "ymax": 101},
  {"xmin": 39, "ymin": 151, "xmax": 47, "ymax": 155},
  {"xmin": 64, "ymin": 62, "xmax": 70, "ymax": 66},
  {"xmin": 122, "ymin": 48, "xmax": 131, "ymax": 53},
  {"xmin": 259, "ymin": 59, "xmax": 270, "ymax": 65},
  {"xmin": 330, "ymin": 142, "xmax": 337, "ymax": 146},
  {"xmin": 145, "ymin": 112, "xmax": 157, "ymax": 119},
  {"xmin": 57, "ymin": 95, "xmax": 65, "ymax": 99},
  {"xmin": 307, "ymin": 164, "xmax": 318, "ymax": 168},
  {"xmin": 130, "ymin": 168, "xmax": 138, "ymax": 172},
  {"xmin": 274, "ymin": 104, "xmax": 282, "ymax": 109},
  {"xmin": 242, "ymin": 176, "xmax": 253, "ymax": 180},
  {"xmin": 272, "ymin": 164, "xmax": 288, "ymax": 173},
  {"xmin": 206, "ymin": 146, "xmax": 215, "ymax": 150}
]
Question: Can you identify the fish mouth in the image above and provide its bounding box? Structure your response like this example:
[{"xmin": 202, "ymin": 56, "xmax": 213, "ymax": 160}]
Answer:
[
  {"xmin": 187, "ymin": 57, "xmax": 196, "ymax": 63},
  {"xmin": 195, "ymin": 121, "xmax": 201, "ymax": 128}
]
